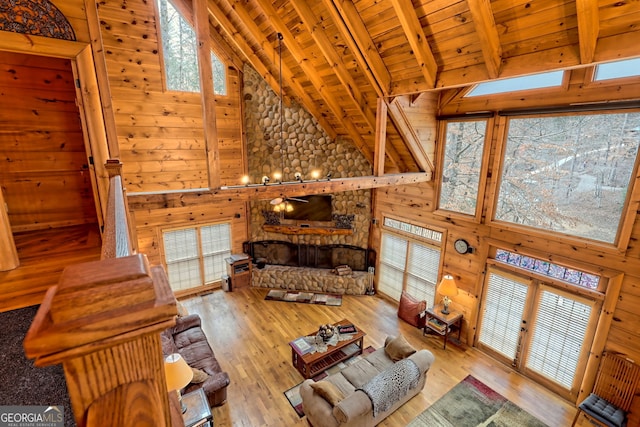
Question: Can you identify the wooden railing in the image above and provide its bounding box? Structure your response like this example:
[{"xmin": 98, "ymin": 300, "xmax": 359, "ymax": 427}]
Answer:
[
  {"xmin": 102, "ymin": 159, "xmax": 135, "ymax": 259},
  {"xmin": 24, "ymin": 160, "xmax": 180, "ymax": 427}
]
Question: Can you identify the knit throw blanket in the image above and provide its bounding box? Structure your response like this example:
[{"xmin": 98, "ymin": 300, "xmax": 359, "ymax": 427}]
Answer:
[{"xmin": 357, "ymin": 358, "xmax": 421, "ymax": 418}]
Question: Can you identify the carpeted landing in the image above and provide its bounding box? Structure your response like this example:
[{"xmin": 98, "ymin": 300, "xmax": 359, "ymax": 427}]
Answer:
[{"xmin": 0, "ymin": 306, "xmax": 75, "ymax": 426}]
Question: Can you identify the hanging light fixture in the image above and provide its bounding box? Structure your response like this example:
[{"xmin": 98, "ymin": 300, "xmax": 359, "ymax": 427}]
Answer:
[
  {"xmin": 277, "ymin": 32, "xmax": 285, "ymax": 184},
  {"xmin": 237, "ymin": 33, "xmax": 331, "ymax": 187}
]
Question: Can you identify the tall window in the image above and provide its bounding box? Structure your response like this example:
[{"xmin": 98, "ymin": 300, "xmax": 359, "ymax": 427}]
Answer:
[
  {"xmin": 495, "ymin": 112, "xmax": 640, "ymax": 243},
  {"xmin": 378, "ymin": 234, "xmax": 407, "ymax": 300},
  {"xmin": 163, "ymin": 223, "xmax": 231, "ymax": 292},
  {"xmin": 156, "ymin": 0, "xmax": 227, "ymax": 95},
  {"xmin": 378, "ymin": 232, "xmax": 441, "ymax": 304},
  {"xmin": 439, "ymin": 120, "xmax": 487, "ymax": 215}
]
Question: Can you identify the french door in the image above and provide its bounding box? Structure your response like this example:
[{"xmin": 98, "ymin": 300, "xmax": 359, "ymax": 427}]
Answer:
[{"xmin": 477, "ymin": 266, "xmax": 599, "ymax": 400}]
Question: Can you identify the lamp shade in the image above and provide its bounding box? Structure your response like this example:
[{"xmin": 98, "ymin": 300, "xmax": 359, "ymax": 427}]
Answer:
[
  {"xmin": 164, "ymin": 353, "xmax": 193, "ymax": 391},
  {"xmin": 438, "ymin": 274, "xmax": 458, "ymax": 297}
]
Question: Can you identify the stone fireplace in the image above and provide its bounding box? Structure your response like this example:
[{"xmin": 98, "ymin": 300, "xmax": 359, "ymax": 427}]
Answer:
[
  {"xmin": 242, "ymin": 65, "xmax": 373, "ymax": 249},
  {"xmin": 244, "ymin": 240, "xmax": 375, "ymax": 295},
  {"xmin": 244, "ymin": 240, "xmax": 374, "ymax": 271}
]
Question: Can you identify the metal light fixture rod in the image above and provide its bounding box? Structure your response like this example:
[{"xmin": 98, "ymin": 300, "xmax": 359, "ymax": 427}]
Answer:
[{"xmin": 278, "ymin": 32, "xmax": 285, "ymax": 182}]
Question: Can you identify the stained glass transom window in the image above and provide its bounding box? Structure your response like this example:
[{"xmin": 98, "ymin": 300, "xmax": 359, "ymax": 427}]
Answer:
[
  {"xmin": 383, "ymin": 217, "xmax": 442, "ymax": 243},
  {"xmin": 495, "ymin": 249, "xmax": 599, "ymax": 290}
]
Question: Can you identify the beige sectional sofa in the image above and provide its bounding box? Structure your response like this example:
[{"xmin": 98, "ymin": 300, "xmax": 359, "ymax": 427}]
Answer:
[{"xmin": 299, "ymin": 336, "xmax": 435, "ymax": 427}]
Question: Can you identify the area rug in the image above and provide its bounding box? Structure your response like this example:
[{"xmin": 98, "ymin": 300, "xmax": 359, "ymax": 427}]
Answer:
[
  {"xmin": 408, "ymin": 375, "xmax": 548, "ymax": 427},
  {"xmin": 284, "ymin": 346, "xmax": 375, "ymax": 417},
  {"xmin": 0, "ymin": 306, "xmax": 76, "ymax": 426},
  {"xmin": 265, "ymin": 289, "xmax": 342, "ymax": 306}
]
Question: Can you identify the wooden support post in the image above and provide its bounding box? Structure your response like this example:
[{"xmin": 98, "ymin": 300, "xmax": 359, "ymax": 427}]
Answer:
[
  {"xmin": 24, "ymin": 254, "xmax": 179, "ymax": 427},
  {"xmin": 374, "ymin": 98, "xmax": 388, "ymax": 177},
  {"xmin": 0, "ymin": 187, "xmax": 19, "ymax": 271},
  {"xmin": 194, "ymin": 0, "xmax": 220, "ymax": 189}
]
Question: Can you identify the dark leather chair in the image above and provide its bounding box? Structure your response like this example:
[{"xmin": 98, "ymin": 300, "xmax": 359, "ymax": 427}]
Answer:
[{"xmin": 161, "ymin": 314, "xmax": 230, "ymax": 407}]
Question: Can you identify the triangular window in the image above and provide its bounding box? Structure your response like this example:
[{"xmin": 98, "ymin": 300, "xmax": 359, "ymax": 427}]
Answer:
[{"xmin": 156, "ymin": 0, "xmax": 227, "ymax": 95}]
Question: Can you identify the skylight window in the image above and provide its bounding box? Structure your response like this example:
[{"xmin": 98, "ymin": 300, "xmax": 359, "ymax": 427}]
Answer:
[
  {"xmin": 594, "ymin": 58, "xmax": 640, "ymax": 82},
  {"xmin": 465, "ymin": 71, "xmax": 564, "ymax": 97}
]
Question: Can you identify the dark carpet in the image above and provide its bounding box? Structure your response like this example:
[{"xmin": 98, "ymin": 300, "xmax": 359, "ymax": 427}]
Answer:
[
  {"xmin": 0, "ymin": 306, "xmax": 75, "ymax": 426},
  {"xmin": 408, "ymin": 375, "xmax": 548, "ymax": 427}
]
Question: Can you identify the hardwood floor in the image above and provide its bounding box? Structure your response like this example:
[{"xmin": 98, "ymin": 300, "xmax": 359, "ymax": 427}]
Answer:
[
  {"xmin": 181, "ymin": 287, "xmax": 581, "ymax": 427},
  {"xmin": 0, "ymin": 224, "xmax": 102, "ymax": 312},
  {"xmin": 1, "ymin": 223, "xmax": 583, "ymax": 427}
]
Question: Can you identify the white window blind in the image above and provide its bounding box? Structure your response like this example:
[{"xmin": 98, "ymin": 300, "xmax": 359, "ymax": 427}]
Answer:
[
  {"xmin": 378, "ymin": 232, "xmax": 441, "ymax": 304},
  {"xmin": 163, "ymin": 223, "xmax": 231, "ymax": 291},
  {"xmin": 378, "ymin": 234, "xmax": 407, "ymax": 300},
  {"xmin": 406, "ymin": 243, "xmax": 440, "ymax": 306},
  {"xmin": 201, "ymin": 224, "xmax": 231, "ymax": 284},
  {"xmin": 479, "ymin": 269, "xmax": 529, "ymax": 361},
  {"xmin": 163, "ymin": 228, "xmax": 201, "ymax": 291},
  {"xmin": 526, "ymin": 286, "xmax": 593, "ymax": 389}
]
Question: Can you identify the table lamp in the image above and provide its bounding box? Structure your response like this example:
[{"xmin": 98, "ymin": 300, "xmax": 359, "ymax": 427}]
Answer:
[
  {"xmin": 164, "ymin": 353, "xmax": 193, "ymax": 413},
  {"xmin": 438, "ymin": 274, "xmax": 458, "ymax": 315}
]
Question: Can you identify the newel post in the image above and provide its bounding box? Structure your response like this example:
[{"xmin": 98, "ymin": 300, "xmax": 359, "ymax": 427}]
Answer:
[{"xmin": 23, "ymin": 254, "xmax": 179, "ymax": 426}]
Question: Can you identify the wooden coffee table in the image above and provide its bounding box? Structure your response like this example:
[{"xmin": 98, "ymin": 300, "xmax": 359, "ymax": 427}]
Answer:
[{"xmin": 289, "ymin": 319, "xmax": 366, "ymax": 379}]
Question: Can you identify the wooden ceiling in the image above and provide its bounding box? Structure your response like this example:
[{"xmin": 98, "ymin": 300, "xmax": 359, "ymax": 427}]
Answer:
[{"xmin": 193, "ymin": 0, "xmax": 640, "ymax": 173}]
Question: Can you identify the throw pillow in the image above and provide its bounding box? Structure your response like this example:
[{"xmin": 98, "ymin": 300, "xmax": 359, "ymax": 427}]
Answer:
[
  {"xmin": 398, "ymin": 291, "xmax": 426, "ymax": 328},
  {"xmin": 384, "ymin": 334, "xmax": 417, "ymax": 362},
  {"xmin": 190, "ymin": 367, "xmax": 209, "ymax": 384},
  {"xmin": 310, "ymin": 380, "xmax": 344, "ymax": 406}
]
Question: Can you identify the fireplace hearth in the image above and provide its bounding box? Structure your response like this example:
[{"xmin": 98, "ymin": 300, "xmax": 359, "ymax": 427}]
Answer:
[{"xmin": 243, "ymin": 240, "xmax": 374, "ymax": 272}]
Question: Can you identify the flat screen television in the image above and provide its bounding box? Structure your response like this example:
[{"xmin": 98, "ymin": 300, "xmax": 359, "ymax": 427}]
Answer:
[{"xmin": 284, "ymin": 195, "xmax": 333, "ymax": 221}]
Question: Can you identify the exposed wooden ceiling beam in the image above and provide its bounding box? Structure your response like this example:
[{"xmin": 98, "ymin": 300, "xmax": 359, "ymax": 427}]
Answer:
[
  {"xmin": 288, "ymin": 0, "xmax": 404, "ymax": 170},
  {"xmin": 206, "ymin": 0, "xmax": 282, "ymax": 97},
  {"xmin": 251, "ymin": 0, "xmax": 375, "ymax": 164},
  {"xmin": 213, "ymin": 0, "xmax": 337, "ymax": 139},
  {"xmin": 437, "ymin": 87, "xmax": 468, "ymax": 111},
  {"xmin": 576, "ymin": 0, "xmax": 600, "ymax": 64},
  {"xmin": 467, "ymin": 0, "xmax": 503, "ymax": 79},
  {"xmin": 126, "ymin": 172, "xmax": 432, "ymax": 208},
  {"xmin": 387, "ymin": 97, "xmax": 434, "ymax": 172},
  {"xmin": 323, "ymin": 0, "xmax": 391, "ymax": 97},
  {"xmin": 390, "ymin": 0, "xmax": 438, "ymax": 88},
  {"xmin": 290, "ymin": 0, "xmax": 376, "ymax": 130}
]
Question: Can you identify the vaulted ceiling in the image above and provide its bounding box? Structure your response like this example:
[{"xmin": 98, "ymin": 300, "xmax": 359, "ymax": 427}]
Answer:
[{"xmin": 190, "ymin": 0, "xmax": 640, "ymax": 174}]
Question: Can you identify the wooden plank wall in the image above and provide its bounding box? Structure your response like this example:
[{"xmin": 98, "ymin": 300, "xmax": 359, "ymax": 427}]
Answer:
[
  {"xmin": 96, "ymin": 0, "xmax": 248, "ymax": 279},
  {"xmin": 373, "ymin": 70, "xmax": 640, "ymax": 412},
  {"xmin": 133, "ymin": 201, "xmax": 248, "ymax": 266},
  {"xmin": 97, "ymin": 0, "xmax": 245, "ymax": 193},
  {"xmin": 0, "ymin": 52, "xmax": 97, "ymax": 232}
]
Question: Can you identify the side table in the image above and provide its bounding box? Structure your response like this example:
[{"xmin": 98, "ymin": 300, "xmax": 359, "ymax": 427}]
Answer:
[
  {"xmin": 423, "ymin": 304, "xmax": 463, "ymax": 349},
  {"xmin": 182, "ymin": 388, "xmax": 213, "ymax": 427}
]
